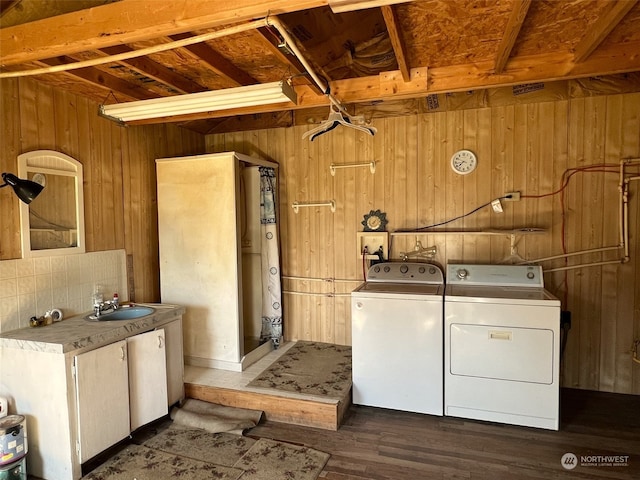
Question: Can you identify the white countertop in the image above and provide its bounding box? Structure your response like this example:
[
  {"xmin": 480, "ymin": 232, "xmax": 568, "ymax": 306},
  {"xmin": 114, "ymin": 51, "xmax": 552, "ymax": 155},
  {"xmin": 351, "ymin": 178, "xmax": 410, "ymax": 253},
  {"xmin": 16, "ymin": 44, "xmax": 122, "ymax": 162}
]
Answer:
[{"xmin": 0, "ymin": 303, "xmax": 185, "ymax": 354}]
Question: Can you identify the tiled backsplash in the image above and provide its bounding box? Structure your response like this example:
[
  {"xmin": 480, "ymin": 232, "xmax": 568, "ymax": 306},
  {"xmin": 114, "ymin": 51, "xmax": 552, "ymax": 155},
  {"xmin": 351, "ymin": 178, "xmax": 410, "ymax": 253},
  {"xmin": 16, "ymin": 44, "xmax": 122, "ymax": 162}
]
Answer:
[{"xmin": 0, "ymin": 249, "xmax": 127, "ymax": 332}]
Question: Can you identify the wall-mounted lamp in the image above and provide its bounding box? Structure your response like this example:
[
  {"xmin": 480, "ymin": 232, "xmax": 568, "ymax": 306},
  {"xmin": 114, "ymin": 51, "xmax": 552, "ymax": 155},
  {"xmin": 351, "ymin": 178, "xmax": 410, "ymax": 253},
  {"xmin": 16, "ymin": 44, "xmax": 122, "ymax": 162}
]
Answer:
[
  {"xmin": 99, "ymin": 80, "xmax": 297, "ymax": 123},
  {"xmin": 1, "ymin": 173, "xmax": 44, "ymax": 204}
]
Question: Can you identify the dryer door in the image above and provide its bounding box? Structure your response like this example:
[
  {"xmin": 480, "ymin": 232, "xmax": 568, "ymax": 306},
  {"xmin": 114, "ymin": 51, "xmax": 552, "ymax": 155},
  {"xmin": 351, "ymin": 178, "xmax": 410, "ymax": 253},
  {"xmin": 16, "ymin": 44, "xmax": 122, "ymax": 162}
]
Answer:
[{"xmin": 450, "ymin": 323, "xmax": 554, "ymax": 384}]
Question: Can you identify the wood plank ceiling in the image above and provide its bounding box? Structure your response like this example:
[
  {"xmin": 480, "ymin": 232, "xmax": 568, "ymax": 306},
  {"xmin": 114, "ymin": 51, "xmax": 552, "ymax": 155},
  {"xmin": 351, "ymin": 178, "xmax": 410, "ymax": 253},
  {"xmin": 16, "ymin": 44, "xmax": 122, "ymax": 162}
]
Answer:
[{"xmin": 1, "ymin": 0, "xmax": 639, "ymax": 134}]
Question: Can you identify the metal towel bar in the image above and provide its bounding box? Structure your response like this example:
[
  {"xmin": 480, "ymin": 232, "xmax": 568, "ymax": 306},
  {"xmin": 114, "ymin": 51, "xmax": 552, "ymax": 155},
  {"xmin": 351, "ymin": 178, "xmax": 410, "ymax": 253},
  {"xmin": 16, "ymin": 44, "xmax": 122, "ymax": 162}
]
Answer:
[
  {"xmin": 329, "ymin": 161, "xmax": 376, "ymax": 176},
  {"xmin": 292, "ymin": 200, "xmax": 336, "ymax": 213}
]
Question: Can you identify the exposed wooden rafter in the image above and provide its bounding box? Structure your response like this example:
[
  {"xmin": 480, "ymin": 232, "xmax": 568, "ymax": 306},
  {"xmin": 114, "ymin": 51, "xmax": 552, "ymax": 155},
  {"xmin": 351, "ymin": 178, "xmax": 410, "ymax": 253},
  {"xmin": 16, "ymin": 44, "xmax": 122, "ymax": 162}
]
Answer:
[
  {"xmin": 0, "ymin": 0, "xmax": 19, "ymax": 16},
  {"xmin": 493, "ymin": 0, "xmax": 532, "ymax": 74},
  {"xmin": 0, "ymin": 0, "xmax": 327, "ymax": 66},
  {"xmin": 329, "ymin": 0, "xmax": 414, "ymax": 13},
  {"xmin": 256, "ymin": 27, "xmax": 305, "ymax": 76},
  {"xmin": 167, "ymin": 34, "xmax": 258, "ymax": 87},
  {"xmin": 380, "ymin": 5, "xmax": 410, "ymax": 82},
  {"xmin": 0, "ymin": 20, "xmax": 268, "ymax": 79},
  {"xmin": 254, "ymin": 27, "xmax": 325, "ymax": 96},
  {"xmin": 1, "ymin": 0, "xmax": 638, "ymax": 132},
  {"xmin": 205, "ymin": 110, "xmax": 294, "ymax": 134},
  {"xmin": 121, "ymin": 36, "xmax": 640, "ymax": 126},
  {"xmin": 573, "ymin": 0, "xmax": 638, "ymax": 63},
  {"xmin": 34, "ymin": 57, "xmax": 160, "ymax": 101},
  {"xmin": 99, "ymin": 45, "xmax": 207, "ymax": 94}
]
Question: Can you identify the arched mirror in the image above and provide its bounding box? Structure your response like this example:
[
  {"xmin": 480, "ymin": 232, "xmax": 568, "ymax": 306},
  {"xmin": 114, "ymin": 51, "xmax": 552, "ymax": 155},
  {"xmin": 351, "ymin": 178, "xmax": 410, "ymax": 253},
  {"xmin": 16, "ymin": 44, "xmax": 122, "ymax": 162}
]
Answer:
[{"xmin": 18, "ymin": 150, "xmax": 85, "ymax": 258}]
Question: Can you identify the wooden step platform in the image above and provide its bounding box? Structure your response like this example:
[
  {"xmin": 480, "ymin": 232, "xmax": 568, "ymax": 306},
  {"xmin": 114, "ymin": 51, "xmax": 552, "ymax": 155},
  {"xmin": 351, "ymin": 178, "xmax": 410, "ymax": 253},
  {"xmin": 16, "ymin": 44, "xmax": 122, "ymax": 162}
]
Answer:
[{"xmin": 184, "ymin": 342, "xmax": 351, "ymax": 431}]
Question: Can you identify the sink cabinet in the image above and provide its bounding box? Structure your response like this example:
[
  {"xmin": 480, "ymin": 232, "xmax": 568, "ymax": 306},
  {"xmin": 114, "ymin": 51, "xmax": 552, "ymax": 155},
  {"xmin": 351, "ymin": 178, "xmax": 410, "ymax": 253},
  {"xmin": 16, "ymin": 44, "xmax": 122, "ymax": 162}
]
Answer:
[
  {"xmin": 75, "ymin": 340, "xmax": 130, "ymax": 463},
  {"xmin": 0, "ymin": 311, "xmax": 184, "ymax": 480},
  {"xmin": 127, "ymin": 329, "xmax": 168, "ymax": 431},
  {"xmin": 162, "ymin": 318, "xmax": 185, "ymax": 406}
]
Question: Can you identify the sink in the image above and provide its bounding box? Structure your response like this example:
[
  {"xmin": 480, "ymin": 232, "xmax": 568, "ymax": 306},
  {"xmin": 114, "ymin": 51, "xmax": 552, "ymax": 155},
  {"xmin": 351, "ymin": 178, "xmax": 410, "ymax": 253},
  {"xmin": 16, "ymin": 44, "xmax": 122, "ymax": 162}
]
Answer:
[{"xmin": 85, "ymin": 306, "xmax": 155, "ymax": 321}]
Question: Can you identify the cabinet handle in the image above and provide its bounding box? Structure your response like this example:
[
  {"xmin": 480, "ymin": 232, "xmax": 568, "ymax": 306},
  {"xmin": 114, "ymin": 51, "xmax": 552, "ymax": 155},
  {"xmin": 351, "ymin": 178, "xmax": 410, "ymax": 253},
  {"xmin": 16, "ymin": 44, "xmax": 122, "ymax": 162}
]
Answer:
[
  {"xmin": 158, "ymin": 335, "xmax": 164, "ymax": 348},
  {"xmin": 120, "ymin": 346, "xmax": 126, "ymax": 360}
]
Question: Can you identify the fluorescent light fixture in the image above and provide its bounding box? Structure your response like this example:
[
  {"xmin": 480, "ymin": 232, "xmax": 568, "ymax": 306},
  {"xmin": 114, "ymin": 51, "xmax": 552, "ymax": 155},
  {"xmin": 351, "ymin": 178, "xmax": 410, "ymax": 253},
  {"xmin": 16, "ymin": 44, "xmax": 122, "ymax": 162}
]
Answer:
[{"xmin": 99, "ymin": 80, "xmax": 297, "ymax": 122}]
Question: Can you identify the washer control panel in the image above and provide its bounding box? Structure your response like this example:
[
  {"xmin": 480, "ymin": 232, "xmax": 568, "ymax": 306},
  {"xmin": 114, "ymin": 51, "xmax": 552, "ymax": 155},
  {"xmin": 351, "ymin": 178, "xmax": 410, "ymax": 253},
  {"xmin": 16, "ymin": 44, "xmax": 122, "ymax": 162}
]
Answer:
[
  {"xmin": 446, "ymin": 264, "xmax": 544, "ymax": 287},
  {"xmin": 366, "ymin": 262, "xmax": 444, "ymax": 284}
]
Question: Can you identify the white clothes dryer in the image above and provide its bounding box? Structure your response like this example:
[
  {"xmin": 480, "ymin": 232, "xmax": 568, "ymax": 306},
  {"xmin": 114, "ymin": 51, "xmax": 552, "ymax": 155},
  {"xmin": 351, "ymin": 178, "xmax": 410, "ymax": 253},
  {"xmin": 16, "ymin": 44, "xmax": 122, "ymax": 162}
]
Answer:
[
  {"xmin": 351, "ymin": 262, "xmax": 444, "ymax": 415},
  {"xmin": 444, "ymin": 264, "xmax": 560, "ymax": 430}
]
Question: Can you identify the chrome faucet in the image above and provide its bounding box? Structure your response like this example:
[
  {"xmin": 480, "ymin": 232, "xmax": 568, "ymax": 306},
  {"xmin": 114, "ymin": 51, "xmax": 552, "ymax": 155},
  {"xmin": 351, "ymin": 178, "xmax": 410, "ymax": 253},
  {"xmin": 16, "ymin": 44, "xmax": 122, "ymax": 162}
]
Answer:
[{"xmin": 93, "ymin": 300, "xmax": 118, "ymax": 317}]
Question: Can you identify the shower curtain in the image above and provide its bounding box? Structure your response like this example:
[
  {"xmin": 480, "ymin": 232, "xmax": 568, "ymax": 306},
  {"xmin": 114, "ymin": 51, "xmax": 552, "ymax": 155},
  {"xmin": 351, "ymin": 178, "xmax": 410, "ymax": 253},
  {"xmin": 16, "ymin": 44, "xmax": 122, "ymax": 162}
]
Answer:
[{"xmin": 259, "ymin": 167, "xmax": 283, "ymax": 348}]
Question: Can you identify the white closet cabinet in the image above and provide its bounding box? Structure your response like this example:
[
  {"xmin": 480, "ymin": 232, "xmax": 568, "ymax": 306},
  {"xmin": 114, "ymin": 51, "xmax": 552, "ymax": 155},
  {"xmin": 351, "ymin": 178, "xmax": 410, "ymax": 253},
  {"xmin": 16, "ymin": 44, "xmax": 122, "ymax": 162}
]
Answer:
[{"xmin": 157, "ymin": 152, "xmax": 278, "ymax": 372}]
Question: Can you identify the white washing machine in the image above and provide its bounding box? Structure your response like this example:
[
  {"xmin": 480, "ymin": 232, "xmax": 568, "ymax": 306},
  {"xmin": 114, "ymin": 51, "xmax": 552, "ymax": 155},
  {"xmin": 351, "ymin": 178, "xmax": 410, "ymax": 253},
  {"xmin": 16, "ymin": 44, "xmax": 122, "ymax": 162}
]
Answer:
[
  {"xmin": 351, "ymin": 262, "xmax": 444, "ymax": 415},
  {"xmin": 444, "ymin": 264, "xmax": 560, "ymax": 430}
]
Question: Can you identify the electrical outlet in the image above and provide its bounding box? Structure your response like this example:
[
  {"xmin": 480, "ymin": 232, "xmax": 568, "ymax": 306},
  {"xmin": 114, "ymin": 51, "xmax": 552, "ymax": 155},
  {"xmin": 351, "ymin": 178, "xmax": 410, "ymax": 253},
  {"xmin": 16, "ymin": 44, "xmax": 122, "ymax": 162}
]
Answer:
[
  {"xmin": 357, "ymin": 232, "xmax": 389, "ymax": 260},
  {"xmin": 504, "ymin": 191, "xmax": 521, "ymax": 201}
]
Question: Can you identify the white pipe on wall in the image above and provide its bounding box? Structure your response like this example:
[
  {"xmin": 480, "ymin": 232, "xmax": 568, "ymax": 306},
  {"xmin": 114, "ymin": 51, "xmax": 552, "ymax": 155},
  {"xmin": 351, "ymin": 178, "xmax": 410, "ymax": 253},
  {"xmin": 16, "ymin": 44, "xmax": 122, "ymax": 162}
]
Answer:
[
  {"xmin": 619, "ymin": 160, "xmax": 626, "ymax": 253},
  {"xmin": 282, "ymin": 275, "xmax": 360, "ymax": 283},
  {"xmin": 283, "ymin": 290, "xmax": 351, "ymax": 297},
  {"xmin": 524, "ymin": 159, "xmax": 640, "ymax": 270},
  {"xmin": 544, "ymin": 259, "xmax": 624, "ymax": 273},
  {"xmin": 519, "ymin": 246, "xmax": 621, "ymax": 265},
  {"xmin": 620, "ymin": 158, "xmax": 640, "ymax": 262},
  {"xmin": 623, "ymin": 178, "xmax": 630, "ymax": 260},
  {"xmin": 625, "ymin": 175, "xmax": 640, "ymax": 261}
]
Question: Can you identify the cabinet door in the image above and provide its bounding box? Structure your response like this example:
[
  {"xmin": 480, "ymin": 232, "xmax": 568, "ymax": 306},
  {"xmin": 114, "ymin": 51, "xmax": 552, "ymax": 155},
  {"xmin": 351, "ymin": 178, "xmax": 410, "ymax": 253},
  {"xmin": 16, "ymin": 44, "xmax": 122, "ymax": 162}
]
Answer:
[
  {"xmin": 75, "ymin": 340, "xmax": 130, "ymax": 463},
  {"xmin": 163, "ymin": 318, "xmax": 185, "ymax": 406},
  {"xmin": 128, "ymin": 329, "xmax": 168, "ymax": 431}
]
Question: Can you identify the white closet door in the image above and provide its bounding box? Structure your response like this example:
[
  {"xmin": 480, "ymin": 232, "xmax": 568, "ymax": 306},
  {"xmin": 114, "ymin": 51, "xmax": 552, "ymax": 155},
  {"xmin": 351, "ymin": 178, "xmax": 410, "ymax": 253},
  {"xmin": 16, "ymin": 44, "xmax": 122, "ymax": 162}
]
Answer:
[
  {"xmin": 75, "ymin": 341, "xmax": 130, "ymax": 463},
  {"xmin": 128, "ymin": 329, "xmax": 168, "ymax": 431},
  {"xmin": 157, "ymin": 153, "xmax": 242, "ymax": 366}
]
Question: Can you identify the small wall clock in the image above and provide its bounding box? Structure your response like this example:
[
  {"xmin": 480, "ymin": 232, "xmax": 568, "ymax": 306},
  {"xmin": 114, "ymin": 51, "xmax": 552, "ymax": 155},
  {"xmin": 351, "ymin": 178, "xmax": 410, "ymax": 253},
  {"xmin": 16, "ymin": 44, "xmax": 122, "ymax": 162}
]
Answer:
[
  {"xmin": 450, "ymin": 149, "xmax": 477, "ymax": 175},
  {"xmin": 361, "ymin": 209, "xmax": 388, "ymax": 232}
]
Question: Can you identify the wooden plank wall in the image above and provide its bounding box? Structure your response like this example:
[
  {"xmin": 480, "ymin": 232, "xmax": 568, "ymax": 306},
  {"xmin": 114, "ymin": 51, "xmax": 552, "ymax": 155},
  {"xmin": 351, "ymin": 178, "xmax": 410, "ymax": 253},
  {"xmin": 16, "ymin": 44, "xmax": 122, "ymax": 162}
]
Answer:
[
  {"xmin": 0, "ymin": 77, "xmax": 204, "ymax": 301},
  {"xmin": 206, "ymin": 92, "xmax": 640, "ymax": 395},
  {"xmin": 1, "ymin": 76, "xmax": 638, "ymax": 395}
]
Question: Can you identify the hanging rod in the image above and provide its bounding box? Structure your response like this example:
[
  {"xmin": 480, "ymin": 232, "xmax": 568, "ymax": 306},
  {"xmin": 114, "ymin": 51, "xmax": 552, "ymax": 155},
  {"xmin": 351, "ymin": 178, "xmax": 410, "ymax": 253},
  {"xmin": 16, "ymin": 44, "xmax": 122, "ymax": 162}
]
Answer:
[
  {"xmin": 330, "ymin": 161, "xmax": 376, "ymax": 176},
  {"xmin": 292, "ymin": 200, "xmax": 336, "ymax": 213}
]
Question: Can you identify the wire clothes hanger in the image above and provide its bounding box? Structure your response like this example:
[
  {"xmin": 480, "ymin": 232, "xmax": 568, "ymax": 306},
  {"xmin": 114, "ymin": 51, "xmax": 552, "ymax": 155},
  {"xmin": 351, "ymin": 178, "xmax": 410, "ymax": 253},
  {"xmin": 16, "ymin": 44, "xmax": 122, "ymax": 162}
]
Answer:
[
  {"xmin": 302, "ymin": 99, "xmax": 377, "ymax": 141},
  {"xmin": 261, "ymin": 16, "xmax": 376, "ymax": 142}
]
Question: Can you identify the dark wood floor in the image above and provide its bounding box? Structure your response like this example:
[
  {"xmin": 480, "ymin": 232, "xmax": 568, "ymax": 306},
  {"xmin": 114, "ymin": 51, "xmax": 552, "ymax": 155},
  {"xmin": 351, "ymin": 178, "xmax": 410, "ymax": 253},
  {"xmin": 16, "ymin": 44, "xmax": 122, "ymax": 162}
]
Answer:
[
  {"xmin": 30, "ymin": 388, "xmax": 639, "ymax": 480},
  {"xmin": 248, "ymin": 388, "xmax": 640, "ymax": 480}
]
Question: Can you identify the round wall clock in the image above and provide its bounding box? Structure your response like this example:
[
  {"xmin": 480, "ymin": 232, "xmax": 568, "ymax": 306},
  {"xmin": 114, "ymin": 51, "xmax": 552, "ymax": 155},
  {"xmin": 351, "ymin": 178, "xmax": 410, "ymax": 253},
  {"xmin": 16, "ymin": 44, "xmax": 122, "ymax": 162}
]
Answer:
[
  {"xmin": 450, "ymin": 149, "xmax": 477, "ymax": 175},
  {"xmin": 361, "ymin": 209, "xmax": 388, "ymax": 232}
]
